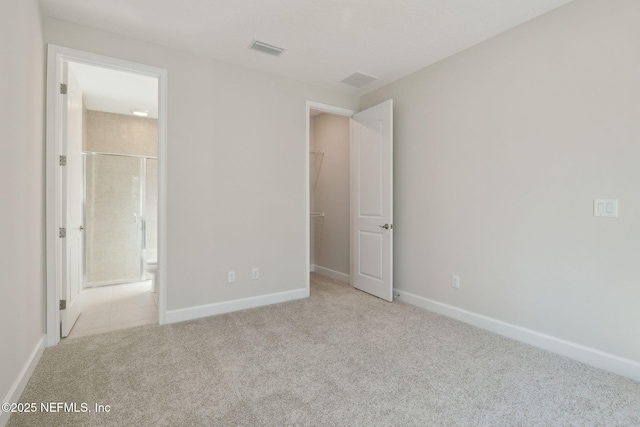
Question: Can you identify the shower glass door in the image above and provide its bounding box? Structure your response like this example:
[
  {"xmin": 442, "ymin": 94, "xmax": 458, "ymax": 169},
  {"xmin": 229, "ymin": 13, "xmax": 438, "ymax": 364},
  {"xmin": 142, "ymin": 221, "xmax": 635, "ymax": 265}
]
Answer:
[{"xmin": 85, "ymin": 153, "xmax": 143, "ymax": 286}]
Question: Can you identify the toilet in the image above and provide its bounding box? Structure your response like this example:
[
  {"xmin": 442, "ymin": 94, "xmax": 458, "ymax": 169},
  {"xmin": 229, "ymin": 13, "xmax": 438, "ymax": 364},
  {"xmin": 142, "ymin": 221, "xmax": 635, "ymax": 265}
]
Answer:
[{"xmin": 142, "ymin": 248, "xmax": 158, "ymax": 292}]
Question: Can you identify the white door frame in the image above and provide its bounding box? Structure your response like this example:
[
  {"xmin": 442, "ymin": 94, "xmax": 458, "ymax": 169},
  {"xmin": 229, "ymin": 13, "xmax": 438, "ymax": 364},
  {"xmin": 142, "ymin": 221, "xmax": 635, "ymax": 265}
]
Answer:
[
  {"xmin": 305, "ymin": 101, "xmax": 357, "ymax": 296},
  {"xmin": 45, "ymin": 45, "xmax": 169, "ymax": 346}
]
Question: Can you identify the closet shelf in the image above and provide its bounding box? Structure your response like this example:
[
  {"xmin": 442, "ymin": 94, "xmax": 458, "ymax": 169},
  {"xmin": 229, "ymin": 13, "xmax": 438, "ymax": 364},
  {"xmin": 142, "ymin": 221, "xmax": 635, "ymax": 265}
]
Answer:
[{"xmin": 310, "ymin": 212, "xmax": 325, "ymax": 217}]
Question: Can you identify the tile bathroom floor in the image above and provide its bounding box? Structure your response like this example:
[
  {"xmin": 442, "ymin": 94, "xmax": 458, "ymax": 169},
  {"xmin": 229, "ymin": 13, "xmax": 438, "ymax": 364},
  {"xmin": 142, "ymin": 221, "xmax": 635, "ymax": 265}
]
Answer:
[{"xmin": 66, "ymin": 281, "xmax": 158, "ymax": 339}]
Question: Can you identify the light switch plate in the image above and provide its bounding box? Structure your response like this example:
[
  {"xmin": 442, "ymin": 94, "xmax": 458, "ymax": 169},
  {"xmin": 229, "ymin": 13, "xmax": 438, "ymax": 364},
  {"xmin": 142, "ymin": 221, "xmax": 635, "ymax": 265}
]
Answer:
[{"xmin": 594, "ymin": 199, "xmax": 618, "ymax": 217}]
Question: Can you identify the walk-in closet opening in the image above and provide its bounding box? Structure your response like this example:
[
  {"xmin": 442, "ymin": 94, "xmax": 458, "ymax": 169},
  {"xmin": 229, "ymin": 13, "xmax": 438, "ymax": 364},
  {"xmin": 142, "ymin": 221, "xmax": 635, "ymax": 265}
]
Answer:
[{"xmin": 309, "ymin": 108, "xmax": 351, "ymax": 283}]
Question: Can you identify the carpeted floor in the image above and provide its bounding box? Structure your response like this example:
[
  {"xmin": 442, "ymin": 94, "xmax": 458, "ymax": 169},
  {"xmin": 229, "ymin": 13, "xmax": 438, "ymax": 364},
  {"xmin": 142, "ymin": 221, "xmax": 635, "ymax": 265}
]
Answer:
[{"xmin": 8, "ymin": 274, "xmax": 640, "ymax": 426}]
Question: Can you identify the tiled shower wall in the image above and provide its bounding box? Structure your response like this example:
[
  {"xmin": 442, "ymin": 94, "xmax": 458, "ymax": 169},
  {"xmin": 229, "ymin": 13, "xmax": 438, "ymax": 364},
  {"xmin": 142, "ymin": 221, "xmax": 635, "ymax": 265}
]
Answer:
[
  {"xmin": 145, "ymin": 160, "xmax": 158, "ymax": 251},
  {"xmin": 84, "ymin": 110, "xmax": 158, "ymax": 286},
  {"xmin": 85, "ymin": 110, "xmax": 157, "ymax": 157}
]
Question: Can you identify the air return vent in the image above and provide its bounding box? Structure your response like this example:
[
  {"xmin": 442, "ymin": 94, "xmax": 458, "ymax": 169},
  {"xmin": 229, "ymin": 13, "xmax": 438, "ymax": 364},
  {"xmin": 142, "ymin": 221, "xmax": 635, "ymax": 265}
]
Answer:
[
  {"xmin": 341, "ymin": 72, "xmax": 378, "ymax": 88},
  {"xmin": 249, "ymin": 40, "xmax": 286, "ymax": 56}
]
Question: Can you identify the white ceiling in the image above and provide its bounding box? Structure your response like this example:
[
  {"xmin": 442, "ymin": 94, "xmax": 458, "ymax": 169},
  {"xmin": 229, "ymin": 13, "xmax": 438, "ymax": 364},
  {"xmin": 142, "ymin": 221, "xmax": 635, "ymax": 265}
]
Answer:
[
  {"xmin": 42, "ymin": 0, "xmax": 574, "ymax": 96},
  {"xmin": 68, "ymin": 62, "xmax": 158, "ymax": 118}
]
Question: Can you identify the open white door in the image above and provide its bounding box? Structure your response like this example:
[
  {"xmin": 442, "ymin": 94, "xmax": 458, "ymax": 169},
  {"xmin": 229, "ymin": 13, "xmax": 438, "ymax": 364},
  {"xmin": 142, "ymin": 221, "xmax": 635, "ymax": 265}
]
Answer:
[
  {"xmin": 350, "ymin": 100, "xmax": 393, "ymax": 302},
  {"xmin": 60, "ymin": 63, "xmax": 84, "ymax": 337}
]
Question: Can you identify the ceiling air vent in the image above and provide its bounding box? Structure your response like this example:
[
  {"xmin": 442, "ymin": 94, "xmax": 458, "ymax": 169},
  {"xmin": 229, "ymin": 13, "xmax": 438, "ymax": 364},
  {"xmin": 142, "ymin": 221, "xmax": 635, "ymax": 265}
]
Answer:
[
  {"xmin": 341, "ymin": 72, "xmax": 378, "ymax": 88},
  {"xmin": 249, "ymin": 40, "xmax": 286, "ymax": 57}
]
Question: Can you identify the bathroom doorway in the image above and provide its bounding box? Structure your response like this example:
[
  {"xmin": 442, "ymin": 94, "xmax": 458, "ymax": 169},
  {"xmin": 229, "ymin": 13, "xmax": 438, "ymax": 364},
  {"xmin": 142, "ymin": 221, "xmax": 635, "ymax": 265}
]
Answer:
[
  {"xmin": 46, "ymin": 45, "xmax": 168, "ymax": 346},
  {"xmin": 71, "ymin": 62, "xmax": 158, "ymax": 337}
]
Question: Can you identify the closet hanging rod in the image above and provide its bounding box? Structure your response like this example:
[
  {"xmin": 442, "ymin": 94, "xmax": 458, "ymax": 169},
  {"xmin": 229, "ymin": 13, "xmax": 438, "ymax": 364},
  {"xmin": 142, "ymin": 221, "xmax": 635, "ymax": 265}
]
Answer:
[
  {"xmin": 310, "ymin": 212, "xmax": 325, "ymax": 217},
  {"xmin": 309, "ymin": 148, "xmax": 324, "ymax": 155}
]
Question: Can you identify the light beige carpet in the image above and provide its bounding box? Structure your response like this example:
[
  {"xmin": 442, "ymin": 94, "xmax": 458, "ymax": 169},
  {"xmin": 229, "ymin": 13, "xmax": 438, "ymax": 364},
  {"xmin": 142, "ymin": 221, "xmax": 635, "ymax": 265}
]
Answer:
[{"xmin": 8, "ymin": 274, "xmax": 640, "ymax": 426}]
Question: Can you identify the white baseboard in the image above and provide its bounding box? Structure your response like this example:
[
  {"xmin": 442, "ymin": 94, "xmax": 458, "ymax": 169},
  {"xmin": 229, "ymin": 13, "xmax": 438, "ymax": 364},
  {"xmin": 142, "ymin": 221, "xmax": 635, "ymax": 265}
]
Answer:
[
  {"xmin": 1, "ymin": 335, "xmax": 46, "ymax": 427},
  {"xmin": 310, "ymin": 264, "xmax": 316, "ymax": 272},
  {"xmin": 396, "ymin": 289, "xmax": 640, "ymax": 383},
  {"xmin": 313, "ymin": 265, "xmax": 350, "ymax": 283},
  {"xmin": 165, "ymin": 288, "xmax": 307, "ymax": 324}
]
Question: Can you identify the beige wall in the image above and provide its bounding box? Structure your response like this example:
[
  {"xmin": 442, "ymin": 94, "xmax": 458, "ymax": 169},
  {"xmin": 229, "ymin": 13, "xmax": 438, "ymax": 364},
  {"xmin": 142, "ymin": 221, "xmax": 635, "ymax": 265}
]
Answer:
[
  {"xmin": 0, "ymin": 0, "xmax": 45, "ymax": 407},
  {"xmin": 310, "ymin": 114, "xmax": 351, "ymax": 276},
  {"xmin": 361, "ymin": 0, "xmax": 640, "ymax": 363},
  {"xmin": 44, "ymin": 17, "xmax": 359, "ymax": 311}
]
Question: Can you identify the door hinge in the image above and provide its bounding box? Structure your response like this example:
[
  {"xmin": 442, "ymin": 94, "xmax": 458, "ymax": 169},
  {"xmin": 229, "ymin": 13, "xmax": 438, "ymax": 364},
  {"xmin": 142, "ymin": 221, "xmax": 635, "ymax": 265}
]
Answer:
[
  {"xmin": 59, "ymin": 155, "xmax": 67, "ymax": 166},
  {"xmin": 60, "ymin": 83, "xmax": 67, "ymax": 95},
  {"xmin": 59, "ymin": 227, "xmax": 66, "ymax": 238},
  {"xmin": 59, "ymin": 300, "xmax": 67, "ymax": 310}
]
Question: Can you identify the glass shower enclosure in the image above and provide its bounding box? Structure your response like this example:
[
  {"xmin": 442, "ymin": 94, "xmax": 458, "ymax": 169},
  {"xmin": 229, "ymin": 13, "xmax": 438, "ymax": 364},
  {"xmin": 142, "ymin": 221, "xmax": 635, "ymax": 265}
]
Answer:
[{"xmin": 84, "ymin": 152, "xmax": 157, "ymax": 287}]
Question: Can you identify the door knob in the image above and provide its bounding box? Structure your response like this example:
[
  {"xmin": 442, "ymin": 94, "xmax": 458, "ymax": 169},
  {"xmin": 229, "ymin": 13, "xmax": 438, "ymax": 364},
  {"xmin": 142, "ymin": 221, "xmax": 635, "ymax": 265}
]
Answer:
[{"xmin": 379, "ymin": 224, "xmax": 391, "ymax": 230}]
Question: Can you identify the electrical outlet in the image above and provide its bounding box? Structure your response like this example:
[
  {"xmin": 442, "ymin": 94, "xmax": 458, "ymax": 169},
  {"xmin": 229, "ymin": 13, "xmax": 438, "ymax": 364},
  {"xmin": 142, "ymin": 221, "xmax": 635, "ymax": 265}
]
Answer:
[
  {"xmin": 252, "ymin": 268, "xmax": 259, "ymax": 280},
  {"xmin": 451, "ymin": 274, "xmax": 460, "ymax": 289},
  {"xmin": 228, "ymin": 271, "xmax": 236, "ymax": 283}
]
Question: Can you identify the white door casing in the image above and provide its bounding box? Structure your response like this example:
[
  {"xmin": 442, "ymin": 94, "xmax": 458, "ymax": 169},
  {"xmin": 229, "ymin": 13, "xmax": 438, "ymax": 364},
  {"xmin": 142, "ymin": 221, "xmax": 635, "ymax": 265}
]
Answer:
[
  {"xmin": 60, "ymin": 63, "xmax": 84, "ymax": 337},
  {"xmin": 46, "ymin": 45, "xmax": 168, "ymax": 347},
  {"xmin": 350, "ymin": 100, "xmax": 393, "ymax": 302}
]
